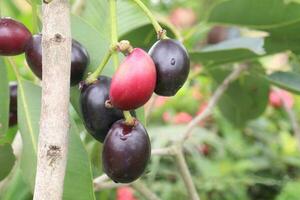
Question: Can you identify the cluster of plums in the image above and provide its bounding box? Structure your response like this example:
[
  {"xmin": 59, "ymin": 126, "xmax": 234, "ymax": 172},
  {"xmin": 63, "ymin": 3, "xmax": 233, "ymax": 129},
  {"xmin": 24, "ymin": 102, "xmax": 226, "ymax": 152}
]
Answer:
[
  {"xmin": 80, "ymin": 39, "xmax": 190, "ymax": 183},
  {"xmin": 0, "ymin": 17, "xmax": 89, "ymax": 127},
  {"xmin": 0, "ymin": 17, "xmax": 190, "ymax": 183},
  {"xmin": 0, "ymin": 17, "xmax": 89, "ymax": 86}
]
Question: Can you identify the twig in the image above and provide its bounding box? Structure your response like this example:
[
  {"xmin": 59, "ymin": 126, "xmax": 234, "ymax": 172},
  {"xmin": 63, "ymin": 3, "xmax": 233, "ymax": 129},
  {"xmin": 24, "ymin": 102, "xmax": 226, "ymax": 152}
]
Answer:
[
  {"xmin": 94, "ymin": 181, "xmax": 128, "ymax": 190},
  {"xmin": 174, "ymin": 148, "xmax": 200, "ymax": 200},
  {"xmin": 131, "ymin": 180, "xmax": 161, "ymax": 200},
  {"xmin": 181, "ymin": 64, "xmax": 249, "ymax": 142},
  {"xmin": 276, "ymin": 89, "xmax": 300, "ymax": 151},
  {"xmin": 33, "ymin": 0, "xmax": 71, "ymax": 199},
  {"xmin": 151, "ymin": 147, "xmax": 175, "ymax": 156},
  {"xmin": 93, "ymin": 174, "xmax": 109, "ymax": 186}
]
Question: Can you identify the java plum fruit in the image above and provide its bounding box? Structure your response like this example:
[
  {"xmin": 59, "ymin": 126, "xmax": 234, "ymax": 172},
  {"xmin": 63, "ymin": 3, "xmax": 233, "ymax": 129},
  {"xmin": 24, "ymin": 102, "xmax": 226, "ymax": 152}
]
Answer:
[
  {"xmin": 0, "ymin": 17, "xmax": 32, "ymax": 56},
  {"xmin": 9, "ymin": 82, "xmax": 17, "ymax": 127},
  {"xmin": 80, "ymin": 76, "xmax": 135, "ymax": 142},
  {"xmin": 25, "ymin": 34, "xmax": 89, "ymax": 85},
  {"xmin": 149, "ymin": 39, "xmax": 190, "ymax": 96},
  {"xmin": 109, "ymin": 48, "xmax": 156, "ymax": 110},
  {"xmin": 102, "ymin": 119, "xmax": 151, "ymax": 183}
]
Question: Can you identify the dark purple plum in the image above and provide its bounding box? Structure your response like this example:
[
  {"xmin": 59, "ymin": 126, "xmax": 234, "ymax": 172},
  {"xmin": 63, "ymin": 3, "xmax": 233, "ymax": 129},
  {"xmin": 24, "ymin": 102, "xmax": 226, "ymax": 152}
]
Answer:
[
  {"xmin": 25, "ymin": 34, "xmax": 89, "ymax": 85},
  {"xmin": 9, "ymin": 82, "xmax": 17, "ymax": 127},
  {"xmin": 102, "ymin": 119, "xmax": 151, "ymax": 183},
  {"xmin": 80, "ymin": 76, "xmax": 135, "ymax": 142},
  {"xmin": 149, "ymin": 39, "xmax": 190, "ymax": 96},
  {"xmin": 0, "ymin": 17, "xmax": 32, "ymax": 56}
]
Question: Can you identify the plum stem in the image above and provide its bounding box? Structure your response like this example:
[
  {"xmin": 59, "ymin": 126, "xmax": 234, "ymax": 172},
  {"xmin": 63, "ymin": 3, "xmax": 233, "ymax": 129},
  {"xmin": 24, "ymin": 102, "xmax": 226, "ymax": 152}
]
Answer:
[
  {"xmin": 85, "ymin": 50, "xmax": 113, "ymax": 84},
  {"xmin": 132, "ymin": 0, "xmax": 167, "ymax": 39},
  {"xmin": 110, "ymin": 0, "xmax": 119, "ymax": 69},
  {"xmin": 123, "ymin": 111, "xmax": 135, "ymax": 126},
  {"xmin": 117, "ymin": 40, "xmax": 134, "ymax": 55}
]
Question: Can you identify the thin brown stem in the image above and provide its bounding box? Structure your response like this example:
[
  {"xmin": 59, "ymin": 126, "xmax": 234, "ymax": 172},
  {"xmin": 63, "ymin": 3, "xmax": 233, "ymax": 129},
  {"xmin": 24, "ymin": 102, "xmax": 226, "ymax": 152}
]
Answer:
[
  {"xmin": 131, "ymin": 180, "xmax": 161, "ymax": 200},
  {"xmin": 181, "ymin": 64, "xmax": 249, "ymax": 143},
  {"xmin": 276, "ymin": 88, "xmax": 300, "ymax": 151},
  {"xmin": 174, "ymin": 148, "xmax": 200, "ymax": 200}
]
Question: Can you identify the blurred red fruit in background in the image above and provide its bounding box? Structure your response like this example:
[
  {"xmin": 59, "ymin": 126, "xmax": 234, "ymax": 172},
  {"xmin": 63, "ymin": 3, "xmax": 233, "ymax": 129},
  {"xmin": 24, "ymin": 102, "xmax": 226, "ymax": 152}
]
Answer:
[
  {"xmin": 154, "ymin": 96, "xmax": 169, "ymax": 108},
  {"xmin": 269, "ymin": 89, "xmax": 294, "ymax": 109},
  {"xmin": 163, "ymin": 112, "xmax": 172, "ymax": 123},
  {"xmin": 117, "ymin": 187, "xmax": 137, "ymax": 200},
  {"xmin": 198, "ymin": 144, "xmax": 210, "ymax": 156},
  {"xmin": 169, "ymin": 8, "xmax": 197, "ymax": 29},
  {"xmin": 173, "ymin": 112, "xmax": 193, "ymax": 124}
]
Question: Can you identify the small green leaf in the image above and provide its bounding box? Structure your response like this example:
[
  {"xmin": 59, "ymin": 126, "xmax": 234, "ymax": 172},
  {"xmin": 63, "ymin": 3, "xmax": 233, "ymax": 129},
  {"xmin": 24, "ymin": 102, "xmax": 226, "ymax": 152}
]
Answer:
[
  {"xmin": 190, "ymin": 37, "xmax": 265, "ymax": 66},
  {"xmin": 0, "ymin": 143, "xmax": 15, "ymax": 181},
  {"xmin": 267, "ymin": 72, "xmax": 300, "ymax": 94}
]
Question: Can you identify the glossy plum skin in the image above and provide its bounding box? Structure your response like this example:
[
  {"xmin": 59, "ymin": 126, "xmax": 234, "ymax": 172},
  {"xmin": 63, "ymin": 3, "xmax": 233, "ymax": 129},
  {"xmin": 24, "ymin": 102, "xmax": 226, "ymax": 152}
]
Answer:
[
  {"xmin": 9, "ymin": 82, "xmax": 18, "ymax": 127},
  {"xmin": 80, "ymin": 76, "xmax": 135, "ymax": 142},
  {"xmin": 149, "ymin": 39, "xmax": 190, "ymax": 96},
  {"xmin": 0, "ymin": 17, "xmax": 32, "ymax": 56},
  {"xmin": 25, "ymin": 34, "xmax": 89, "ymax": 85},
  {"xmin": 102, "ymin": 119, "xmax": 151, "ymax": 183},
  {"xmin": 109, "ymin": 48, "xmax": 156, "ymax": 110}
]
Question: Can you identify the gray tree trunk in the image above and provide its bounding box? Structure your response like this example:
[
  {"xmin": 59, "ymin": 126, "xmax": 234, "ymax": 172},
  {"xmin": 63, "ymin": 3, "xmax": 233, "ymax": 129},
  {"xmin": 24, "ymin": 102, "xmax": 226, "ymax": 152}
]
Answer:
[{"xmin": 33, "ymin": 0, "xmax": 71, "ymax": 199}]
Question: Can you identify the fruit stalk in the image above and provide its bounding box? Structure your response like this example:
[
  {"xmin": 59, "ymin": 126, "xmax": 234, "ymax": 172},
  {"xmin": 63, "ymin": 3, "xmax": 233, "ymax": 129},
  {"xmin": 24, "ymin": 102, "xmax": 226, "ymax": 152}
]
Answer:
[
  {"xmin": 109, "ymin": 0, "xmax": 119, "ymax": 69},
  {"xmin": 33, "ymin": 0, "xmax": 71, "ymax": 200},
  {"xmin": 131, "ymin": 0, "xmax": 166, "ymax": 39},
  {"xmin": 85, "ymin": 50, "xmax": 112, "ymax": 84},
  {"xmin": 123, "ymin": 111, "xmax": 135, "ymax": 125}
]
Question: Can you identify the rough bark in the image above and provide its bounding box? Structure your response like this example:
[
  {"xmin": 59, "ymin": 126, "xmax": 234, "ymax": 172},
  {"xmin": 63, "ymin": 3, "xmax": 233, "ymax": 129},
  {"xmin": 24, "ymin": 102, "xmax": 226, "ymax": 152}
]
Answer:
[{"xmin": 33, "ymin": 0, "xmax": 71, "ymax": 199}]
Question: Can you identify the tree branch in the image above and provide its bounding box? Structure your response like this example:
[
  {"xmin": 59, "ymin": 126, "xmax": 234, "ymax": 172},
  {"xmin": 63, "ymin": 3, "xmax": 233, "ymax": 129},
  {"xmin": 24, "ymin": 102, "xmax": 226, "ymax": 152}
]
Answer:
[
  {"xmin": 181, "ymin": 64, "xmax": 249, "ymax": 143},
  {"xmin": 131, "ymin": 180, "xmax": 161, "ymax": 200},
  {"xmin": 174, "ymin": 148, "xmax": 200, "ymax": 200},
  {"xmin": 33, "ymin": 0, "xmax": 71, "ymax": 199},
  {"xmin": 276, "ymin": 89, "xmax": 300, "ymax": 151}
]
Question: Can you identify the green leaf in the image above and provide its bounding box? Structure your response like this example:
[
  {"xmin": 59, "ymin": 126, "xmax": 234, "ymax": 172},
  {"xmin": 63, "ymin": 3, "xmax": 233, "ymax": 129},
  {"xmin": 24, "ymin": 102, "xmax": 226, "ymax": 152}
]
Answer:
[
  {"xmin": 207, "ymin": 0, "xmax": 300, "ymax": 55},
  {"xmin": 276, "ymin": 181, "xmax": 300, "ymax": 200},
  {"xmin": 267, "ymin": 72, "xmax": 300, "ymax": 94},
  {"xmin": 71, "ymin": 15, "xmax": 113, "ymax": 77},
  {"xmin": 208, "ymin": 0, "xmax": 300, "ymax": 28},
  {"xmin": 190, "ymin": 37, "xmax": 265, "ymax": 66},
  {"xmin": 0, "ymin": 167, "xmax": 32, "ymax": 200},
  {"xmin": 0, "ymin": 143, "xmax": 15, "ymax": 181},
  {"xmin": 63, "ymin": 118, "xmax": 95, "ymax": 200},
  {"xmin": 0, "ymin": 59, "xmax": 9, "ymax": 137},
  {"xmin": 18, "ymin": 80, "xmax": 95, "ymax": 200},
  {"xmin": 120, "ymin": 23, "xmax": 176, "ymax": 50},
  {"xmin": 210, "ymin": 65, "xmax": 270, "ymax": 127}
]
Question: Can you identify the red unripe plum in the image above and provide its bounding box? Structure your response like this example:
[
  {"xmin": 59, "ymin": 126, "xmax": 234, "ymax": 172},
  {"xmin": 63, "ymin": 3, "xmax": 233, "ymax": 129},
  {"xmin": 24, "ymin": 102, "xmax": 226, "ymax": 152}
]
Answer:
[{"xmin": 110, "ymin": 48, "xmax": 156, "ymax": 110}]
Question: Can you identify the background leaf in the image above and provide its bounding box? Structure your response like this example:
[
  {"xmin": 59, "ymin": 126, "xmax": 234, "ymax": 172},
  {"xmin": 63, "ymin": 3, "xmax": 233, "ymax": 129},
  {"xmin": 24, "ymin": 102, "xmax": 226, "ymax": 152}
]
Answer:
[
  {"xmin": 0, "ymin": 167, "xmax": 32, "ymax": 200},
  {"xmin": 0, "ymin": 59, "xmax": 9, "ymax": 137},
  {"xmin": 190, "ymin": 37, "xmax": 265, "ymax": 66},
  {"xmin": 210, "ymin": 65, "xmax": 270, "ymax": 127},
  {"xmin": 267, "ymin": 72, "xmax": 300, "ymax": 94},
  {"xmin": 0, "ymin": 143, "xmax": 15, "ymax": 181},
  {"xmin": 18, "ymin": 80, "xmax": 95, "ymax": 200}
]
